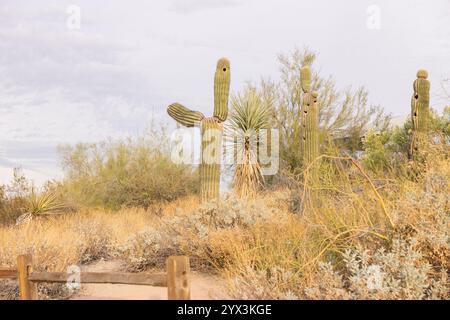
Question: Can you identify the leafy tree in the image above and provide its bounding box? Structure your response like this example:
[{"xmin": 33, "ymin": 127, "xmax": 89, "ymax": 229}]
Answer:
[{"xmin": 257, "ymin": 48, "xmax": 391, "ymax": 172}]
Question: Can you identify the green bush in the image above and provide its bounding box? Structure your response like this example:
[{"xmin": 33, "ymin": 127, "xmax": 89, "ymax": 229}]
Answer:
[
  {"xmin": 58, "ymin": 129, "xmax": 199, "ymax": 210},
  {"xmin": 361, "ymin": 129, "xmax": 391, "ymax": 173},
  {"xmin": 361, "ymin": 108, "xmax": 449, "ymax": 176},
  {"xmin": 0, "ymin": 168, "xmax": 30, "ymax": 224},
  {"xmin": 429, "ymin": 106, "xmax": 450, "ymax": 141}
]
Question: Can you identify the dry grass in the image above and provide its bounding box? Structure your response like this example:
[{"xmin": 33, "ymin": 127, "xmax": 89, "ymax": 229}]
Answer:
[
  {"xmin": 223, "ymin": 147, "xmax": 449, "ymax": 299},
  {"xmin": 0, "ymin": 149, "xmax": 448, "ymax": 300},
  {"xmin": 0, "ymin": 195, "xmax": 200, "ymax": 271}
]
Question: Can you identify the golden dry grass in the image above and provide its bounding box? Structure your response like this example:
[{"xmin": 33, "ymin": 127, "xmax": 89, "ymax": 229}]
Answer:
[
  {"xmin": 0, "ymin": 150, "xmax": 448, "ymax": 299},
  {"xmin": 0, "ymin": 195, "xmax": 200, "ymax": 272}
]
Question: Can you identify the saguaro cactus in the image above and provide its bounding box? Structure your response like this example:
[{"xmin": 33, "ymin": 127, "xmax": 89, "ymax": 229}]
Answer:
[
  {"xmin": 167, "ymin": 58, "xmax": 230, "ymax": 202},
  {"xmin": 410, "ymin": 69, "xmax": 430, "ymax": 158},
  {"xmin": 300, "ymin": 66, "xmax": 319, "ymax": 171}
]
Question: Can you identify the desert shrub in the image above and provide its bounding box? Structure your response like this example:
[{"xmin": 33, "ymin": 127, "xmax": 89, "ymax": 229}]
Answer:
[
  {"xmin": 0, "ymin": 280, "xmax": 18, "ymax": 300},
  {"xmin": 109, "ymin": 195, "xmax": 275, "ymax": 271},
  {"xmin": 361, "ymin": 129, "xmax": 392, "ymax": 173},
  {"xmin": 58, "ymin": 128, "xmax": 199, "ymax": 210},
  {"xmin": 117, "ymin": 227, "xmax": 165, "ymax": 271},
  {"xmin": 227, "ymin": 153, "xmax": 449, "ymax": 300},
  {"xmin": 116, "ymin": 194, "xmax": 286, "ymax": 271},
  {"xmin": 0, "ymin": 169, "xmax": 69, "ymax": 226},
  {"xmin": 72, "ymin": 218, "xmax": 113, "ymax": 263},
  {"xmin": 186, "ymin": 195, "xmax": 278, "ymax": 233},
  {"xmin": 390, "ymin": 107, "xmax": 449, "ymax": 157},
  {"xmin": 152, "ymin": 194, "xmax": 282, "ymax": 242},
  {"xmin": 393, "ymin": 161, "xmax": 449, "ymax": 271},
  {"xmin": 229, "ymin": 213, "xmax": 448, "ymax": 300},
  {"xmin": 0, "ymin": 168, "xmax": 30, "ymax": 224},
  {"xmin": 359, "ymin": 107, "xmax": 449, "ymax": 177},
  {"xmin": 429, "ymin": 106, "xmax": 450, "ymax": 141},
  {"xmin": 304, "ymin": 238, "xmax": 448, "ymax": 300},
  {"xmin": 37, "ymin": 283, "xmax": 73, "ymax": 301},
  {"xmin": 230, "ymin": 266, "xmax": 302, "ymax": 300}
]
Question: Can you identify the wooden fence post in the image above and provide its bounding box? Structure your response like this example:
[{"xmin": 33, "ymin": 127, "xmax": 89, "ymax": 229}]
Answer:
[
  {"xmin": 17, "ymin": 254, "xmax": 37, "ymax": 300},
  {"xmin": 167, "ymin": 256, "xmax": 190, "ymax": 300}
]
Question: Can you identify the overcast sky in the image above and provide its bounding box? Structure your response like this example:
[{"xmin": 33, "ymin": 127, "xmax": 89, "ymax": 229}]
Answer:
[{"xmin": 0, "ymin": 0, "xmax": 449, "ymax": 184}]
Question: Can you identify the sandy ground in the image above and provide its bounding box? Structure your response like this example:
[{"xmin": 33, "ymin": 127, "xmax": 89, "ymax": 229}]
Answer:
[{"xmin": 70, "ymin": 260, "xmax": 228, "ymax": 300}]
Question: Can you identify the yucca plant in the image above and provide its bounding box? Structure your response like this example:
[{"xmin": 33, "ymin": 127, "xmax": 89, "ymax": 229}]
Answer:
[
  {"xmin": 27, "ymin": 188, "xmax": 66, "ymax": 216},
  {"xmin": 16, "ymin": 189, "xmax": 66, "ymax": 225},
  {"xmin": 226, "ymin": 88, "xmax": 272, "ymax": 197}
]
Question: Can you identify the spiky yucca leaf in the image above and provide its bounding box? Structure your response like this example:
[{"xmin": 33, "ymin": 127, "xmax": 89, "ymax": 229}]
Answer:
[
  {"xmin": 226, "ymin": 89, "xmax": 272, "ymax": 197},
  {"xmin": 27, "ymin": 189, "xmax": 66, "ymax": 216}
]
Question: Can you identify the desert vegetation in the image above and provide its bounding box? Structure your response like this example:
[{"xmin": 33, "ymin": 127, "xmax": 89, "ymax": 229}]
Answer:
[{"xmin": 0, "ymin": 49, "xmax": 449, "ymax": 300}]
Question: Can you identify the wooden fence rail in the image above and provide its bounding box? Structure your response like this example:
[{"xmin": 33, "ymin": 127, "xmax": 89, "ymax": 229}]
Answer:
[
  {"xmin": 0, "ymin": 254, "xmax": 190, "ymax": 300},
  {"xmin": 0, "ymin": 269, "xmax": 18, "ymax": 279}
]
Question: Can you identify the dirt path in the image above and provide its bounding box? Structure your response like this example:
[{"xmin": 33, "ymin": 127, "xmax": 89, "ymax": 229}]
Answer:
[{"xmin": 70, "ymin": 260, "xmax": 229, "ymax": 300}]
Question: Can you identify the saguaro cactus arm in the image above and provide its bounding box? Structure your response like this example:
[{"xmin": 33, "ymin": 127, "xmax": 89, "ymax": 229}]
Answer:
[
  {"xmin": 167, "ymin": 58, "xmax": 231, "ymax": 203},
  {"xmin": 213, "ymin": 58, "xmax": 231, "ymax": 122},
  {"xmin": 167, "ymin": 103, "xmax": 205, "ymax": 128}
]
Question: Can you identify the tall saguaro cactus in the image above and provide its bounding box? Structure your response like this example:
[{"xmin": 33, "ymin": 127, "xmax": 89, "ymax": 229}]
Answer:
[
  {"xmin": 300, "ymin": 66, "xmax": 319, "ymax": 172},
  {"xmin": 167, "ymin": 58, "xmax": 230, "ymax": 202},
  {"xmin": 410, "ymin": 69, "xmax": 430, "ymax": 159}
]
